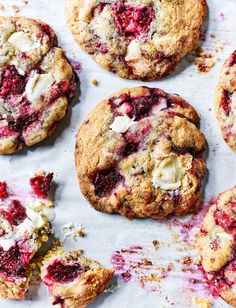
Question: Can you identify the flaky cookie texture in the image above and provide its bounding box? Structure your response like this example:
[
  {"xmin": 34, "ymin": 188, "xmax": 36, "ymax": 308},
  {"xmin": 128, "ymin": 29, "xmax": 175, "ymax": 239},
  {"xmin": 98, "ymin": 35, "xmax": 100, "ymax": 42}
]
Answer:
[
  {"xmin": 215, "ymin": 50, "xmax": 236, "ymax": 152},
  {"xmin": 0, "ymin": 16, "xmax": 77, "ymax": 154},
  {"xmin": 75, "ymin": 87, "xmax": 206, "ymax": 220},
  {"xmin": 40, "ymin": 247, "xmax": 114, "ymax": 308},
  {"xmin": 196, "ymin": 187, "xmax": 236, "ymax": 307},
  {"xmin": 65, "ymin": 0, "xmax": 206, "ymax": 80}
]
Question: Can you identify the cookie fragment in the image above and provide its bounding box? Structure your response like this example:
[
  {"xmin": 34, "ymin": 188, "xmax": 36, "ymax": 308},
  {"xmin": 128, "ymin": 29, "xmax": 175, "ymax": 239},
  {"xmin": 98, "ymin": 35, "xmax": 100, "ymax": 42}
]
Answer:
[
  {"xmin": 40, "ymin": 246, "xmax": 114, "ymax": 308},
  {"xmin": 0, "ymin": 172, "xmax": 54, "ymax": 299}
]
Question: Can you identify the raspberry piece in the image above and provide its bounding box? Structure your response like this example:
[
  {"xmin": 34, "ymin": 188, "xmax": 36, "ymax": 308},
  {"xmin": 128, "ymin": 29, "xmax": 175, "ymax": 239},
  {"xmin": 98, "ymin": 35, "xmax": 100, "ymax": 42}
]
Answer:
[
  {"xmin": 0, "ymin": 200, "xmax": 27, "ymax": 226},
  {"xmin": 0, "ymin": 65, "xmax": 26, "ymax": 97},
  {"xmin": 213, "ymin": 202, "xmax": 236, "ymax": 236},
  {"xmin": 93, "ymin": 168, "xmax": 124, "ymax": 197},
  {"xmin": 8, "ymin": 112, "xmax": 39, "ymax": 132},
  {"xmin": 0, "ymin": 245, "xmax": 27, "ymax": 278},
  {"xmin": 30, "ymin": 173, "xmax": 53, "ymax": 199},
  {"xmin": 112, "ymin": 2, "xmax": 155, "ymax": 39},
  {"xmin": 220, "ymin": 90, "xmax": 231, "ymax": 115},
  {"xmin": 46, "ymin": 260, "xmax": 84, "ymax": 284},
  {"xmin": 0, "ymin": 182, "xmax": 8, "ymax": 199},
  {"xmin": 109, "ymin": 90, "xmax": 167, "ymax": 121}
]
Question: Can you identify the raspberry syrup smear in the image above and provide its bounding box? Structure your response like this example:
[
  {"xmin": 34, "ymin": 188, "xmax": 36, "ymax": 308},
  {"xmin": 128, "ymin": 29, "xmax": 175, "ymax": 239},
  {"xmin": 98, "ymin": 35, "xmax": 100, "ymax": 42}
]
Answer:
[{"xmin": 111, "ymin": 246, "xmax": 173, "ymax": 293}]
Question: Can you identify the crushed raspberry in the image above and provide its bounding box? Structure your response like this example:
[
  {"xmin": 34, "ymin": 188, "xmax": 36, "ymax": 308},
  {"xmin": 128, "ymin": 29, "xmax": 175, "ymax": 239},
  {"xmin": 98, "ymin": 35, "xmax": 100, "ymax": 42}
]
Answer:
[
  {"xmin": 220, "ymin": 90, "xmax": 232, "ymax": 115},
  {"xmin": 204, "ymin": 260, "xmax": 236, "ymax": 296},
  {"xmin": 0, "ymin": 65, "xmax": 26, "ymax": 97},
  {"xmin": 228, "ymin": 50, "xmax": 236, "ymax": 67},
  {"xmin": 171, "ymin": 145, "xmax": 201, "ymax": 157},
  {"xmin": 213, "ymin": 202, "xmax": 236, "ymax": 236},
  {"xmin": 0, "ymin": 182, "xmax": 8, "ymax": 199},
  {"xmin": 0, "ymin": 245, "xmax": 27, "ymax": 278},
  {"xmin": 93, "ymin": 168, "xmax": 124, "ymax": 197},
  {"xmin": 8, "ymin": 112, "xmax": 39, "ymax": 132},
  {"xmin": 30, "ymin": 173, "xmax": 53, "ymax": 199},
  {"xmin": 46, "ymin": 260, "xmax": 84, "ymax": 284},
  {"xmin": 112, "ymin": 2, "xmax": 155, "ymax": 39},
  {"xmin": 122, "ymin": 140, "xmax": 139, "ymax": 156},
  {"xmin": 94, "ymin": 37, "xmax": 109, "ymax": 54},
  {"xmin": 0, "ymin": 200, "xmax": 27, "ymax": 226},
  {"xmin": 48, "ymin": 79, "xmax": 76, "ymax": 105},
  {"xmin": 109, "ymin": 88, "xmax": 170, "ymax": 121}
]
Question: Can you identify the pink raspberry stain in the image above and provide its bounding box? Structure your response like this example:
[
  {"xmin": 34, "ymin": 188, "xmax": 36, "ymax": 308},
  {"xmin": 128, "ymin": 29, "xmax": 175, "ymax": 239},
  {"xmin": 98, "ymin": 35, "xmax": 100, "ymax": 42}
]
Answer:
[
  {"xmin": 112, "ymin": 2, "xmax": 155, "ymax": 39},
  {"xmin": 68, "ymin": 58, "xmax": 82, "ymax": 73},
  {"xmin": 111, "ymin": 246, "xmax": 171, "ymax": 293},
  {"xmin": 165, "ymin": 199, "xmax": 214, "ymax": 243}
]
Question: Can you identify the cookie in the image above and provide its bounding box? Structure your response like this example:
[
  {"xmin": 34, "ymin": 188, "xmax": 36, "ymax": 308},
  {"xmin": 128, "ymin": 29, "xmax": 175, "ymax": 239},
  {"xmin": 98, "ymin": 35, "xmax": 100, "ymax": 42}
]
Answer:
[
  {"xmin": 75, "ymin": 87, "xmax": 206, "ymax": 220},
  {"xmin": 214, "ymin": 50, "xmax": 236, "ymax": 152},
  {"xmin": 65, "ymin": 0, "xmax": 206, "ymax": 80},
  {"xmin": 40, "ymin": 246, "xmax": 114, "ymax": 308},
  {"xmin": 0, "ymin": 16, "xmax": 77, "ymax": 154},
  {"xmin": 196, "ymin": 187, "xmax": 236, "ymax": 307},
  {"xmin": 0, "ymin": 171, "xmax": 55, "ymax": 299}
]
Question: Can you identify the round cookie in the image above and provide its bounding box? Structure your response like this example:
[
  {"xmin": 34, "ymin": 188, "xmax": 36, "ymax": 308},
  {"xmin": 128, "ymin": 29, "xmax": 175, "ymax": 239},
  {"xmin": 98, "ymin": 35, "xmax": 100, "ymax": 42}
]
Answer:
[
  {"xmin": 65, "ymin": 0, "xmax": 206, "ymax": 81},
  {"xmin": 215, "ymin": 50, "xmax": 236, "ymax": 152},
  {"xmin": 0, "ymin": 16, "xmax": 77, "ymax": 154},
  {"xmin": 75, "ymin": 87, "xmax": 206, "ymax": 220},
  {"xmin": 196, "ymin": 187, "xmax": 236, "ymax": 307}
]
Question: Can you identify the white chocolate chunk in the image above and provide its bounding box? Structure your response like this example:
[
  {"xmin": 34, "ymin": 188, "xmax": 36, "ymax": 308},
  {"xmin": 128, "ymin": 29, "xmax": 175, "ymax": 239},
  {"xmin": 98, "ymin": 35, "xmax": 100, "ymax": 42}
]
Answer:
[
  {"xmin": 8, "ymin": 31, "xmax": 40, "ymax": 52},
  {"xmin": 152, "ymin": 155, "xmax": 185, "ymax": 190},
  {"xmin": 125, "ymin": 40, "xmax": 142, "ymax": 61},
  {"xmin": 26, "ymin": 208, "xmax": 45, "ymax": 229},
  {"xmin": 110, "ymin": 115, "xmax": 135, "ymax": 133},
  {"xmin": 78, "ymin": 0, "xmax": 98, "ymax": 22},
  {"xmin": 0, "ymin": 238, "xmax": 15, "ymax": 251},
  {"xmin": 215, "ymin": 232, "xmax": 233, "ymax": 240},
  {"xmin": 0, "ymin": 120, "xmax": 8, "ymax": 128},
  {"xmin": 151, "ymin": 97, "xmax": 167, "ymax": 114},
  {"xmin": 26, "ymin": 72, "xmax": 55, "ymax": 102}
]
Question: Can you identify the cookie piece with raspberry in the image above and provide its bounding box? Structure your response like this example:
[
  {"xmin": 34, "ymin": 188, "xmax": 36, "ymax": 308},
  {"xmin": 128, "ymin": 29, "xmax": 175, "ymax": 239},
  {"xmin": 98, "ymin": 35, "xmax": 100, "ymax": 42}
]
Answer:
[
  {"xmin": 196, "ymin": 187, "xmax": 236, "ymax": 307},
  {"xmin": 0, "ymin": 172, "xmax": 55, "ymax": 299},
  {"xmin": 65, "ymin": 0, "xmax": 206, "ymax": 80},
  {"xmin": 215, "ymin": 50, "xmax": 236, "ymax": 152},
  {"xmin": 75, "ymin": 87, "xmax": 206, "ymax": 219},
  {"xmin": 40, "ymin": 246, "xmax": 114, "ymax": 308},
  {"xmin": 0, "ymin": 16, "xmax": 77, "ymax": 154}
]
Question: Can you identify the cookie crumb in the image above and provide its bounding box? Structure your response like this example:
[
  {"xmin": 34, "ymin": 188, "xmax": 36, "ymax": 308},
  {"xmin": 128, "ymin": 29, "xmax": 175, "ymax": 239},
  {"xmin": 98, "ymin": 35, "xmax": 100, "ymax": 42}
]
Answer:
[
  {"xmin": 192, "ymin": 297, "xmax": 212, "ymax": 308},
  {"xmin": 91, "ymin": 79, "xmax": 98, "ymax": 86},
  {"xmin": 12, "ymin": 5, "xmax": 20, "ymax": 13},
  {"xmin": 77, "ymin": 227, "xmax": 85, "ymax": 237},
  {"xmin": 152, "ymin": 240, "xmax": 160, "ymax": 250},
  {"xmin": 62, "ymin": 222, "xmax": 85, "ymax": 242}
]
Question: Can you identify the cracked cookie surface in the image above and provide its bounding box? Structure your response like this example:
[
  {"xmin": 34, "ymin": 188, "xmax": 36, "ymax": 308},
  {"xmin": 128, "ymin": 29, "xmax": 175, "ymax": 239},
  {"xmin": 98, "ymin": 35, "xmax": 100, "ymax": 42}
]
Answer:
[
  {"xmin": 215, "ymin": 50, "xmax": 236, "ymax": 152},
  {"xmin": 40, "ymin": 246, "xmax": 114, "ymax": 308},
  {"xmin": 196, "ymin": 187, "xmax": 236, "ymax": 307},
  {"xmin": 65, "ymin": 0, "xmax": 206, "ymax": 80},
  {"xmin": 75, "ymin": 86, "xmax": 206, "ymax": 220},
  {"xmin": 0, "ymin": 16, "xmax": 77, "ymax": 154}
]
